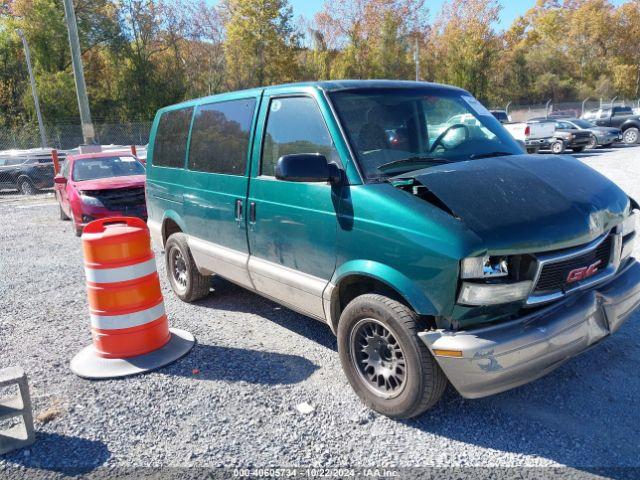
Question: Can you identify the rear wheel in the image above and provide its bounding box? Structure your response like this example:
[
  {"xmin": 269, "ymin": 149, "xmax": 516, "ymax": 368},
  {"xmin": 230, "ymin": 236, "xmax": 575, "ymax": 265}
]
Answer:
[
  {"xmin": 17, "ymin": 177, "xmax": 36, "ymax": 195},
  {"xmin": 165, "ymin": 233, "xmax": 210, "ymax": 302},
  {"xmin": 586, "ymin": 136, "xmax": 597, "ymax": 149},
  {"xmin": 551, "ymin": 140, "xmax": 565, "ymax": 154},
  {"xmin": 623, "ymin": 127, "xmax": 639, "ymax": 144},
  {"xmin": 337, "ymin": 294, "xmax": 447, "ymax": 418}
]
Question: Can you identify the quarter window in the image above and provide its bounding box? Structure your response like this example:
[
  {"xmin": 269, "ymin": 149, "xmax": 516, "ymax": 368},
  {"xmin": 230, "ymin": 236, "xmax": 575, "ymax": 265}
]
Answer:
[
  {"xmin": 188, "ymin": 99, "xmax": 256, "ymax": 175},
  {"xmin": 152, "ymin": 107, "xmax": 194, "ymax": 168},
  {"xmin": 261, "ymin": 97, "xmax": 339, "ymax": 176}
]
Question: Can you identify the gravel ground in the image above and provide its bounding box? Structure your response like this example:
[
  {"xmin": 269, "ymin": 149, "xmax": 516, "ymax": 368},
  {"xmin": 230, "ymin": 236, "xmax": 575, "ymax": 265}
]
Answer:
[{"xmin": 1, "ymin": 146, "xmax": 639, "ymax": 478}]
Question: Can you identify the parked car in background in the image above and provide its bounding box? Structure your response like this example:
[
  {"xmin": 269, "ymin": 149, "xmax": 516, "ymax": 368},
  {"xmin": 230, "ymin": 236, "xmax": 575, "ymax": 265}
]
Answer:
[
  {"xmin": 489, "ymin": 110, "xmax": 511, "ymax": 123},
  {"xmin": 54, "ymin": 151, "xmax": 146, "ymax": 236},
  {"xmin": 146, "ymin": 80, "xmax": 640, "ymax": 418},
  {"xmin": 503, "ymin": 120, "xmax": 556, "ymax": 153},
  {"xmin": 561, "ymin": 118, "xmax": 621, "ymax": 148},
  {"xmin": 529, "ymin": 118, "xmax": 594, "ymax": 153},
  {"xmin": 581, "ymin": 106, "xmax": 640, "ymax": 144},
  {"xmin": 0, "ymin": 148, "xmax": 63, "ymax": 194}
]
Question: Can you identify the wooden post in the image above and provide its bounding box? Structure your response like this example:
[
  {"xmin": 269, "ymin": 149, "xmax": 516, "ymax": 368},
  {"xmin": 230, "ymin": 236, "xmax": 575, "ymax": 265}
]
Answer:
[{"xmin": 51, "ymin": 149, "xmax": 60, "ymax": 175}]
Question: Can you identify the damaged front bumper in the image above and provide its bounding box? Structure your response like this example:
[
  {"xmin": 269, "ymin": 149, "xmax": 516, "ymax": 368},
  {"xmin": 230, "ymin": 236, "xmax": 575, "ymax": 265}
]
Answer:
[{"xmin": 419, "ymin": 259, "xmax": 640, "ymax": 399}]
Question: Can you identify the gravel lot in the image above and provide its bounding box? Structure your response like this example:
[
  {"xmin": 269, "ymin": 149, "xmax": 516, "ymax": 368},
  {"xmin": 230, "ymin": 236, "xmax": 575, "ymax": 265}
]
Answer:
[{"xmin": 1, "ymin": 146, "xmax": 639, "ymax": 478}]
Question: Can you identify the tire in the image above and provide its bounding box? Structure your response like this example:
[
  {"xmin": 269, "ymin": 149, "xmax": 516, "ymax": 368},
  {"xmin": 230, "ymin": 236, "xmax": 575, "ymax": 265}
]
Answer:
[
  {"xmin": 72, "ymin": 219, "xmax": 83, "ymax": 237},
  {"xmin": 622, "ymin": 127, "xmax": 639, "ymax": 144},
  {"xmin": 59, "ymin": 205, "xmax": 70, "ymax": 221},
  {"xmin": 17, "ymin": 177, "xmax": 36, "ymax": 195},
  {"xmin": 164, "ymin": 232, "xmax": 210, "ymax": 302},
  {"xmin": 337, "ymin": 294, "xmax": 447, "ymax": 419},
  {"xmin": 572, "ymin": 146, "xmax": 586, "ymax": 153},
  {"xmin": 551, "ymin": 140, "xmax": 565, "ymax": 154},
  {"xmin": 586, "ymin": 137, "xmax": 597, "ymax": 149}
]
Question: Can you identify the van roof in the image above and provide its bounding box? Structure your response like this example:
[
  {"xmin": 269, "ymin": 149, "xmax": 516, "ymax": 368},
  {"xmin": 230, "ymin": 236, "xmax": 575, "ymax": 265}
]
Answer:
[{"xmin": 157, "ymin": 80, "xmax": 469, "ymax": 113}]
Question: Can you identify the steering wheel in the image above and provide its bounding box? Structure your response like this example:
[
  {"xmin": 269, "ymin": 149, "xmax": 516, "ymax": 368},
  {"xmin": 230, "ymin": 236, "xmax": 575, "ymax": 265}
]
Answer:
[{"xmin": 430, "ymin": 124, "xmax": 470, "ymax": 152}]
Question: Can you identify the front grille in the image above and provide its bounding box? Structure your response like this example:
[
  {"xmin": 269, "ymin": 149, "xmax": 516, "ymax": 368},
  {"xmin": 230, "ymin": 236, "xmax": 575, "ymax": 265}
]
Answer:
[
  {"xmin": 574, "ymin": 131, "xmax": 591, "ymax": 140},
  {"xmin": 533, "ymin": 235, "xmax": 612, "ymax": 294},
  {"xmin": 86, "ymin": 187, "xmax": 145, "ymax": 210}
]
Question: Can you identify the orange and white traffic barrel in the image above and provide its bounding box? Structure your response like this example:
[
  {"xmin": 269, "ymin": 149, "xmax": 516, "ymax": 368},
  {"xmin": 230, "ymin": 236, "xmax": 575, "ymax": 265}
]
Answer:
[{"xmin": 70, "ymin": 217, "xmax": 194, "ymax": 378}]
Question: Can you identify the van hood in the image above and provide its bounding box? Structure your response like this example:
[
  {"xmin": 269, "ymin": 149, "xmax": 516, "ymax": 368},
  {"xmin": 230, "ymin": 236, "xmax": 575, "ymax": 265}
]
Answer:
[
  {"xmin": 75, "ymin": 175, "xmax": 146, "ymax": 191},
  {"xmin": 392, "ymin": 154, "xmax": 630, "ymax": 253}
]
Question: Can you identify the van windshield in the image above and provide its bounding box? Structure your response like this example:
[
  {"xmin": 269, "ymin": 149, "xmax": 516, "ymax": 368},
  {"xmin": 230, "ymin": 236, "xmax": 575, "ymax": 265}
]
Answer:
[
  {"xmin": 73, "ymin": 156, "xmax": 145, "ymax": 181},
  {"xmin": 329, "ymin": 88, "xmax": 522, "ymax": 180}
]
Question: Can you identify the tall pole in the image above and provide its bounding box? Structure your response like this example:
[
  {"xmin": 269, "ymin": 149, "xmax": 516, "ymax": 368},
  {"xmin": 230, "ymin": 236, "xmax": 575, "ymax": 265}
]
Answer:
[
  {"xmin": 17, "ymin": 30, "xmax": 47, "ymax": 149},
  {"xmin": 414, "ymin": 36, "xmax": 420, "ymax": 82},
  {"xmin": 62, "ymin": 0, "xmax": 95, "ymax": 144}
]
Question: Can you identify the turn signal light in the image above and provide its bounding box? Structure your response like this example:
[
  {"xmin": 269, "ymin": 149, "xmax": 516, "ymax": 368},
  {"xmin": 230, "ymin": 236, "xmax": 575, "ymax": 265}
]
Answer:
[{"xmin": 433, "ymin": 349, "xmax": 463, "ymax": 358}]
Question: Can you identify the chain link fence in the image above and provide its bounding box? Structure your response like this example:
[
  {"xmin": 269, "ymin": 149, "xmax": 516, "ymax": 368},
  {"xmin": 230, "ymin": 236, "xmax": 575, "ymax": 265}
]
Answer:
[
  {"xmin": 0, "ymin": 121, "xmax": 152, "ymax": 151},
  {"xmin": 495, "ymin": 99, "xmax": 640, "ymax": 122}
]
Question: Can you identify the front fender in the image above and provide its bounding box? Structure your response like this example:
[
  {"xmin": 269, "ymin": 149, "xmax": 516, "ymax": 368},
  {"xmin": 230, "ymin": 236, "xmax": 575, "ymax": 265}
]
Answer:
[{"xmin": 331, "ymin": 259, "xmax": 439, "ymax": 316}]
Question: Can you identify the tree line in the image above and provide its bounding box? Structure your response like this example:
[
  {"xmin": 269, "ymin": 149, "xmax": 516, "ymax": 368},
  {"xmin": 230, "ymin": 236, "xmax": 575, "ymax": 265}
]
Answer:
[{"xmin": 1, "ymin": 0, "xmax": 640, "ymax": 129}]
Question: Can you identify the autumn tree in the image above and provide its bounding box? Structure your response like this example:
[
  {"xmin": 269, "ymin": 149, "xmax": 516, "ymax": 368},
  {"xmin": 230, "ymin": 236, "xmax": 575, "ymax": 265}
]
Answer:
[
  {"xmin": 429, "ymin": 0, "xmax": 501, "ymax": 101},
  {"xmin": 314, "ymin": 0, "xmax": 428, "ymax": 79},
  {"xmin": 222, "ymin": 0, "xmax": 300, "ymax": 90}
]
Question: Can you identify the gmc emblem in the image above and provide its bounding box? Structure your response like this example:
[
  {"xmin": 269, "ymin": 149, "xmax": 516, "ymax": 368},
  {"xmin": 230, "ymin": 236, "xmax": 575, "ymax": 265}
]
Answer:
[{"xmin": 566, "ymin": 260, "xmax": 602, "ymax": 283}]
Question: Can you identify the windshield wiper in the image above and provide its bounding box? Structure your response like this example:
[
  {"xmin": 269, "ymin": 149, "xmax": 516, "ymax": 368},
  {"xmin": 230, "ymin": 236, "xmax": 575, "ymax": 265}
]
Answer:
[
  {"xmin": 377, "ymin": 156, "xmax": 452, "ymax": 173},
  {"xmin": 469, "ymin": 151, "xmax": 514, "ymax": 159}
]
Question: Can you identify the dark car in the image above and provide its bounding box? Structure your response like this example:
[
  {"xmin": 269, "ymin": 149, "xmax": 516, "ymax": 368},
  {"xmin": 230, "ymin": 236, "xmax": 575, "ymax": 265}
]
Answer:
[
  {"xmin": 0, "ymin": 150, "xmax": 61, "ymax": 194},
  {"xmin": 529, "ymin": 118, "xmax": 592, "ymax": 153},
  {"xmin": 489, "ymin": 110, "xmax": 511, "ymax": 123},
  {"xmin": 581, "ymin": 106, "xmax": 640, "ymax": 144},
  {"xmin": 560, "ymin": 118, "xmax": 621, "ymax": 148}
]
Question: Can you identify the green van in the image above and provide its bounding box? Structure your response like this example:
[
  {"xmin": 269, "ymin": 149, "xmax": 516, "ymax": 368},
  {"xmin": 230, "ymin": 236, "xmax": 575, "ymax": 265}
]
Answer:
[{"xmin": 146, "ymin": 80, "xmax": 640, "ymax": 418}]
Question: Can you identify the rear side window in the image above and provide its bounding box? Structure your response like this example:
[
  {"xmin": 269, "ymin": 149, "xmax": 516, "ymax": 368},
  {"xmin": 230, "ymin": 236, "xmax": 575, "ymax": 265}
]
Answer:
[
  {"xmin": 188, "ymin": 99, "xmax": 256, "ymax": 175},
  {"xmin": 261, "ymin": 96, "xmax": 339, "ymax": 176},
  {"xmin": 153, "ymin": 107, "xmax": 194, "ymax": 168}
]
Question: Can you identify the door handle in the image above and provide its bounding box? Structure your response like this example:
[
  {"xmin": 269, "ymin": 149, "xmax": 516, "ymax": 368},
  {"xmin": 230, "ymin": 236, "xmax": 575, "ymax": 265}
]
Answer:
[
  {"xmin": 235, "ymin": 199, "xmax": 243, "ymax": 223},
  {"xmin": 249, "ymin": 202, "xmax": 256, "ymax": 224}
]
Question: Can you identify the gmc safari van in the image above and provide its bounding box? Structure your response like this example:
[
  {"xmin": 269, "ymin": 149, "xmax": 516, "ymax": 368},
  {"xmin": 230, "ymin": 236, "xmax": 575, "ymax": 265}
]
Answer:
[{"xmin": 146, "ymin": 80, "xmax": 640, "ymax": 418}]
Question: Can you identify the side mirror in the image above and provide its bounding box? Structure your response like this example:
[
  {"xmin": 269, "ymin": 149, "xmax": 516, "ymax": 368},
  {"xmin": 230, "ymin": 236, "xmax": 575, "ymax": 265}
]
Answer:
[
  {"xmin": 54, "ymin": 175, "xmax": 67, "ymax": 185},
  {"xmin": 275, "ymin": 154, "xmax": 341, "ymax": 184}
]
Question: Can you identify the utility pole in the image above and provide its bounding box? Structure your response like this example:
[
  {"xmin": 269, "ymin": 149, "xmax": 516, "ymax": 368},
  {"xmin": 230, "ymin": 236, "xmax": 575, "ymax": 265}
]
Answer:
[
  {"xmin": 62, "ymin": 0, "xmax": 95, "ymax": 145},
  {"xmin": 17, "ymin": 30, "xmax": 47, "ymax": 149},
  {"xmin": 413, "ymin": 36, "xmax": 420, "ymax": 82}
]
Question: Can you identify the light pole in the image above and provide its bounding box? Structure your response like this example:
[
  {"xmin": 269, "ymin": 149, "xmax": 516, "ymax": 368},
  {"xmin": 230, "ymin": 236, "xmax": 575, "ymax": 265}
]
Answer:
[
  {"xmin": 17, "ymin": 30, "xmax": 47, "ymax": 149},
  {"xmin": 62, "ymin": 0, "xmax": 95, "ymax": 145},
  {"xmin": 413, "ymin": 36, "xmax": 420, "ymax": 81}
]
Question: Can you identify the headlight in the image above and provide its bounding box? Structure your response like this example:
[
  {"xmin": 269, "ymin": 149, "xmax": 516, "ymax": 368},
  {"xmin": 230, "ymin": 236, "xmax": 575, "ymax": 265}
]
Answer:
[
  {"xmin": 80, "ymin": 194, "xmax": 103, "ymax": 207},
  {"xmin": 458, "ymin": 281, "xmax": 533, "ymax": 306},
  {"xmin": 461, "ymin": 256, "xmax": 508, "ymax": 279}
]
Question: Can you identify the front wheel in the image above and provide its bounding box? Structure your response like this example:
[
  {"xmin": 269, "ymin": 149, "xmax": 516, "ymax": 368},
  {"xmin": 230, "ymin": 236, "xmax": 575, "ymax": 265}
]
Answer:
[
  {"xmin": 623, "ymin": 127, "xmax": 639, "ymax": 144},
  {"xmin": 164, "ymin": 233, "xmax": 210, "ymax": 302},
  {"xmin": 337, "ymin": 294, "xmax": 447, "ymax": 418},
  {"xmin": 551, "ymin": 140, "xmax": 565, "ymax": 154},
  {"xmin": 59, "ymin": 205, "xmax": 70, "ymax": 221},
  {"xmin": 17, "ymin": 178, "xmax": 36, "ymax": 195},
  {"xmin": 586, "ymin": 137, "xmax": 597, "ymax": 149}
]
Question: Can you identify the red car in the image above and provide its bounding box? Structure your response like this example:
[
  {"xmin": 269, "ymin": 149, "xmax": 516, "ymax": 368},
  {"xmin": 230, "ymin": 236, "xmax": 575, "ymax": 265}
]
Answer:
[{"xmin": 54, "ymin": 151, "xmax": 147, "ymax": 236}]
